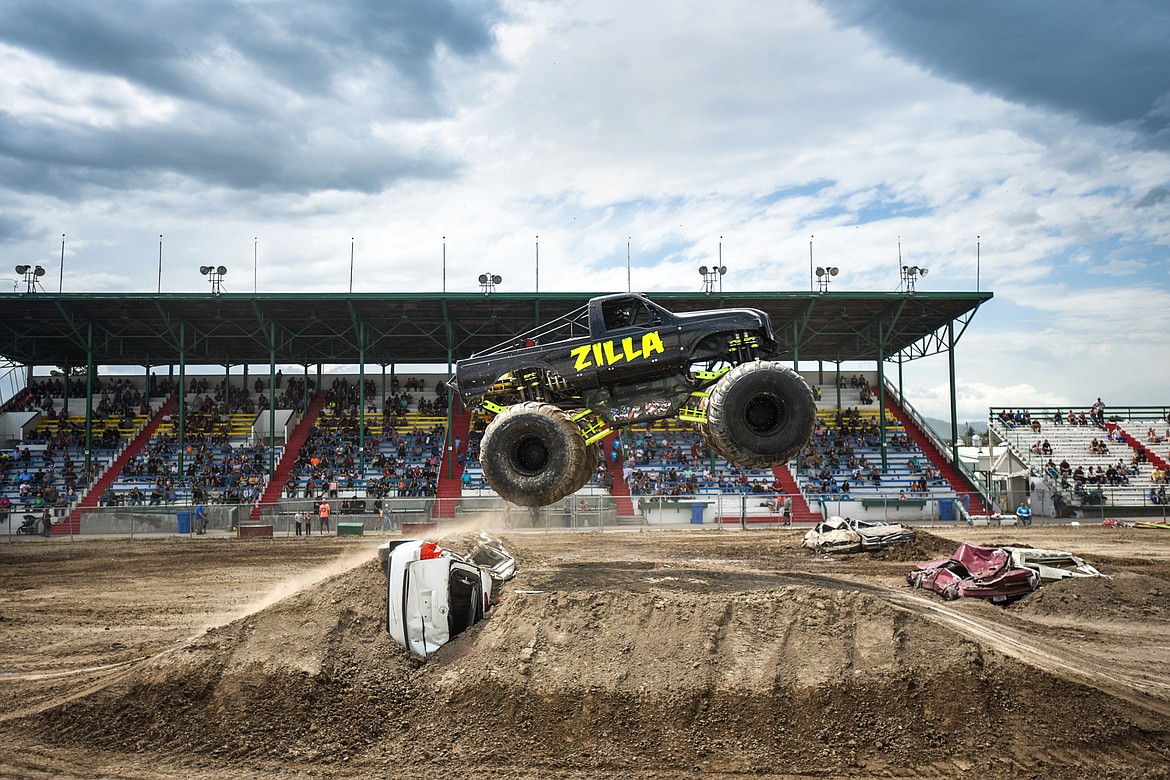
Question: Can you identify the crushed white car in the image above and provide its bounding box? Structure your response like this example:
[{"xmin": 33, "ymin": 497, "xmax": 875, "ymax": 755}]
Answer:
[
  {"xmin": 1003, "ymin": 546, "xmax": 1105, "ymax": 582},
  {"xmin": 801, "ymin": 515, "xmax": 916, "ymax": 554},
  {"xmin": 380, "ymin": 533, "xmax": 517, "ymax": 659}
]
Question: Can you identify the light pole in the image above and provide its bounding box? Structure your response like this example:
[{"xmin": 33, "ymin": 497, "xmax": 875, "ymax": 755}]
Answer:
[
  {"xmin": 478, "ymin": 272, "xmax": 502, "ymax": 295},
  {"xmin": 698, "ymin": 264, "xmax": 726, "ymax": 295},
  {"xmin": 627, "ymin": 237, "xmax": 631, "ymax": 292},
  {"xmin": 815, "ymin": 266, "xmax": 839, "ymax": 293},
  {"xmin": 200, "ymin": 265, "xmax": 228, "ymax": 294},
  {"xmin": 14, "ymin": 264, "xmax": 46, "ymax": 293},
  {"xmin": 59, "ymin": 234, "xmax": 65, "ymax": 293},
  {"xmin": 900, "ymin": 265, "xmax": 929, "ymax": 293}
]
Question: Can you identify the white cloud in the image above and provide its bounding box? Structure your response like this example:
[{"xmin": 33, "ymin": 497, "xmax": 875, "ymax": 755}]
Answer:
[{"xmin": 1, "ymin": 0, "xmax": 1169, "ymax": 415}]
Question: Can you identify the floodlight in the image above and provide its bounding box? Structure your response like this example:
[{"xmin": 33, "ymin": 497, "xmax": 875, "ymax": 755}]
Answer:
[
  {"xmin": 217, "ymin": 265, "xmax": 227, "ymax": 275},
  {"xmin": 15, "ymin": 265, "xmax": 28, "ymax": 274},
  {"xmin": 478, "ymin": 274, "xmax": 488, "ymax": 284},
  {"xmin": 34, "ymin": 266, "xmax": 45, "ymax": 277},
  {"xmin": 698, "ymin": 265, "xmax": 708, "ymax": 275},
  {"xmin": 200, "ymin": 266, "xmax": 211, "ymax": 275},
  {"xmin": 492, "ymin": 274, "xmax": 502, "ymax": 284}
]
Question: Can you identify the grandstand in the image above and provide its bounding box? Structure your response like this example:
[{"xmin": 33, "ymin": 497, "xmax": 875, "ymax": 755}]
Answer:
[
  {"xmin": 1, "ymin": 287, "xmax": 1069, "ymax": 535},
  {"xmin": 988, "ymin": 405, "xmax": 1170, "ymax": 517}
]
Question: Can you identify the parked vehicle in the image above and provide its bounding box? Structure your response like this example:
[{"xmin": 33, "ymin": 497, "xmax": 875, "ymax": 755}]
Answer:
[
  {"xmin": 907, "ymin": 543, "xmax": 1040, "ymax": 603},
  {"xmin": 800, "ymin": 515, "xmax": 916, "ymax": 554},
  {"xmin": 381, "ymin": 534, "xmax": 517, "ymax": 658}
]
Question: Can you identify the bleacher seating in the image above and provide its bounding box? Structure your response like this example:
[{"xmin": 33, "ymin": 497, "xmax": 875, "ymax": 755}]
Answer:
[
  {"xmin": 793, "ymin": 389, "xmax": 958, "ymax": 507},
  {"xmin": 991, "ymin": 409, "xmax": 1164, "ymax": 508}
]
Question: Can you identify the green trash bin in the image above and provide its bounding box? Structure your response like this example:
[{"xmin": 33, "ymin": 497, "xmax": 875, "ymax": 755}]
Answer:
[{"xmin": 177, "ymin": 511, "xmax": 191, "ymax": 534}]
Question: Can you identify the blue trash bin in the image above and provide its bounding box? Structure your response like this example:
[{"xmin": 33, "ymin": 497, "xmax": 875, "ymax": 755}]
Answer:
[
  {"xmin": 938, "ymin": 500, "xmax": 954, "ymax": 522},
  {"xmin": 690, "ymin": 503, "xmax": 705, "ymax": 524},
  {"xmin": 177, "ymin": 511, "xmax": 191, "ymax": 534}
]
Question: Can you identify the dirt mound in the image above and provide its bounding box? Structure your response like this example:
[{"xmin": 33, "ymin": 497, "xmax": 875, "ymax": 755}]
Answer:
[
  {"xmin": 1013, "ymin": 571, "xmax": 1170, "ymax": 621},
  {"xmin": 16, "ymin": 538, "xmax": 1170, "ymax": 779},
  {"xmin": 866, "ymin": 529, "xmax": 957, "ymax": 563}
]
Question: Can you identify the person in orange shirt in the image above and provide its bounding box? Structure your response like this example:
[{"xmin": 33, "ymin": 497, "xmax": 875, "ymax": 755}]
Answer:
[{"xmin": 317, "ymin": 498, "xmax": 331, "ymax": 535}]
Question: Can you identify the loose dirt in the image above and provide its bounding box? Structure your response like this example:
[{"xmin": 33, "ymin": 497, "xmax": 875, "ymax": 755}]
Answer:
[{"xmin": 1, "ymin": 522, "xmax": 1168, "ymax": 779}]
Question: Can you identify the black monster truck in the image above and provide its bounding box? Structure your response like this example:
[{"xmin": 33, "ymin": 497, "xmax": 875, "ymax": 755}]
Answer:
[{"xmin": 453, "ymin": 293, "xmax": 816, "ymax": 507}]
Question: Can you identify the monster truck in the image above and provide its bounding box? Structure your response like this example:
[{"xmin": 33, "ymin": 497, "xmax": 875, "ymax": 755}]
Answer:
[{"xmin": 453, "ymin": 293, "xmax": 816, "ymax": 507}]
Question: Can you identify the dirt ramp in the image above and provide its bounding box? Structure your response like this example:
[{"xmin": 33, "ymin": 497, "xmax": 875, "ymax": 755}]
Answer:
[
  {"xmin": 399, "ymin": 575, "xmax": 1169, "ymax": 777},
  {"xmin": 27, "ymin": 560, "xmax": 414, "ymax": 764},
  {"xmin": 13, "ymin": 536, "xmax": 1170, "ymax": 779}
]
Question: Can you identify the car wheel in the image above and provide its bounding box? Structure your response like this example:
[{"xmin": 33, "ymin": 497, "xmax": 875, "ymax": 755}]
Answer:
[
  {"xmin": 699, "ymin": 361, "xmax": 816, "ymax": 468},
  {"xmin": 942, "ymin": 584, "xmax": 960, "ymax": 601},
  {"xmin": 479, "ymin": 401, "xmax": 589, "ymax": 507}
]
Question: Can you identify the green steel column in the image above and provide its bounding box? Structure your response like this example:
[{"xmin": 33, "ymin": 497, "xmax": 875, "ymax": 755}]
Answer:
[
  {"xmin": 877, "ymin": 320, "xmax": 887, "ymax": 472},
  {"xmin": 897, "ymin": 356, "xmax": 904, "ymax": 402},
  {"xmin": 948, "ymin": 321, "xmax": 960, "ymax": 467},
  {"xmin": 83, "ymin": 322, "xmax": 94, "ymax": 476},
  {"xmin": 269, "ymin": 324, "xmax": 276, "ymax": 480},
  {"xmin": 177, "ymin": 320, "xmax": 185, "ymax": 479},
  {"xmin": 792, "ymin": 320, "xmax": 799, "ymax": 372},
  {"xmin": 835, "ymin": 360, "xmax": 842, "ymax": 410},
  {"xmin": 357, "ymin": 322, "xmax": 366, "ymax": 475}
]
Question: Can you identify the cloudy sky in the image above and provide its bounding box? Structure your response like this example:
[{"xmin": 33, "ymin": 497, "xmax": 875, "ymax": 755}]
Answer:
[{"xmin": 2, "ymin": 0, "xmax": 1168, "ymax": 421}]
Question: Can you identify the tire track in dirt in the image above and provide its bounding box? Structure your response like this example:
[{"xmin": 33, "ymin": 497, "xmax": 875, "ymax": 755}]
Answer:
[
  {"xmin": 0, "ymin": 544, "xmax": 381, "ymax": 725},
  {"xmin": 776, "ymin": 570, "xmax": 1170, "ymax": 718}
]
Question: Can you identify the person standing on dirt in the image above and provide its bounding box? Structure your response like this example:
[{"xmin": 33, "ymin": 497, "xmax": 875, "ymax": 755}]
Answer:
[
  {"xmin": 1016, "ymin": 501, "xmax": 1032, "ymax": 527},
  {"xmin": 40, "ymin": 507, "xmax": 52, "ymax": 537},
  {"xmin": 781, "ymin": 495, "xmax": 793, "ymax": 526},
  {"xmin": 293, "ymin": 509, "xmax": 304, "ymax": 536},
  {"xmin": 318, "ymin": 498, "xmax": 331, "ymax": 535},
  {"xmin": 194, "ymin": 503, "xmax": 208, "ymax": 535}
]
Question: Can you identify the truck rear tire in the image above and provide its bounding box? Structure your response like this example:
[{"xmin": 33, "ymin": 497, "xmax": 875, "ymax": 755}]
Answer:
[
  {"xmin": 700, "ymin": 361, "xmax": 816, "ymax": 468},
  {"xmin": 479, "ymin": 401, "xmax": 590, "ymax": 507}
]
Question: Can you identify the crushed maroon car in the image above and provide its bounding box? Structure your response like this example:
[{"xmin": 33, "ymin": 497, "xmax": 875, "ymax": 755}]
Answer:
[{"xmin": 907, "ymin": 543, "xmax": 1040, "ymax": 603}]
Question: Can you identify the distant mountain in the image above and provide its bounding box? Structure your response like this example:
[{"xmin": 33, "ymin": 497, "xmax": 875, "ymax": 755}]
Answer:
[{"xmin": 922, "ymin": 417, "xmax": 987, "ymax": 443}]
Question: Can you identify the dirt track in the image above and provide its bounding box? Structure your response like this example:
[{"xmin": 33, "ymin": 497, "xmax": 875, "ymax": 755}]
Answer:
[{"xmin": 1, "ymin": 522, "xmax": 1169, "ymax": 779}]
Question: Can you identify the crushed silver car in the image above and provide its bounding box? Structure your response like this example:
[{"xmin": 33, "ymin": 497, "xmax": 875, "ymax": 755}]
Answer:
[
  {"xmin": 801, "ymin": 515, "xmax": 916, "ymax": 554},
  {"xmin": 380, "ymin": 533, "xmax": 517, "ymax": 659},
  {"xmin": 1003, "ymin": 546, "xmax": 1105, "ymax": 582}
]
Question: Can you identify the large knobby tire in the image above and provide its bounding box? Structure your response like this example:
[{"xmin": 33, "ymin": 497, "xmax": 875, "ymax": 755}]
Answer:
[
  {"xmin": 479, "ymin": 401, "xmax": 589, "ymax": 508},
  {"xmin": 569, "ymin": 442, "xmax": 600, "ymax": 496},
  {"xmin": 700, "ymin": 361, "xmax": 816, "ymax": 468}
]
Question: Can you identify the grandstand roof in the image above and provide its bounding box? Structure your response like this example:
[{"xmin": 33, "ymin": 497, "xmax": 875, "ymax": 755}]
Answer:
[{"xmin": 0, "ymin": 290, "xmax": 991, "ymax": 368}]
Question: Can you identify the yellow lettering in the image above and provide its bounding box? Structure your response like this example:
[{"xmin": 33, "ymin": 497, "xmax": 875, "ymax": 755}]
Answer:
[
  {"xmin": 571, "ymin": 345, "xmax": 592, "ymax": 371},
  {"xmin": 642, "ymin": 330, "xmax": 665, "ymax": 357},
  {"xmin": 603, "ymin": 340, "xmax": 622, "ymax": 365},
  {"xmin": 622, "ymin": 336, "xmax": 642, "ymax": 362},
  {"xmin": 592, "ymin": 343, "xmax": 604, "ymax": 367}
]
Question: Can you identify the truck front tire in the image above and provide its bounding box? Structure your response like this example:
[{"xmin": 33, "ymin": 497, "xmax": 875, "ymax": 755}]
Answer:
[
  {"xmin": 700, "ymin": 361, "xmax": 816, "ymax": 468},
  {"xmin": 479, "ymin": 402, "xmax": 591, "ymax": 507}
]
